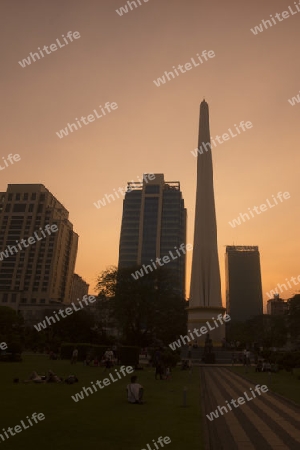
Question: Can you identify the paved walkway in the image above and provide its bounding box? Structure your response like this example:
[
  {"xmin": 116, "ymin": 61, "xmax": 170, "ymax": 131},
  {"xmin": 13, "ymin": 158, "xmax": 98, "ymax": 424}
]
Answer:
[{"xmin": 201, "ymin": 367, "xmax": 300, "ymax": 449}]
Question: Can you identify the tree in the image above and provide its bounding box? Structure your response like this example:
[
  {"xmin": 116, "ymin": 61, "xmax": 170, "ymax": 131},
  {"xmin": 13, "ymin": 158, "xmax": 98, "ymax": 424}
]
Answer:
[
  {"xmin": 0, "ymin": 306, "xmax": 24, "ymax": 347},
  {"xmin": 226, "ymin": 314, "xmax": 287, "ymax": 349},
  {"xmin": 95, "ymin": 266, "xmax": 187, "ymax": 346},
  {"xmin": 50, "ymin": 309, "xmax": 97, "ymax": 344}
]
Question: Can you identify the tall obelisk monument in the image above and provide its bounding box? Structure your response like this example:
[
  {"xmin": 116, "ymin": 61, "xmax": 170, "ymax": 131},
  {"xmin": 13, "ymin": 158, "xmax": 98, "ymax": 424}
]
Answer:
[{"xmin": 188, "ymin": 100, "xmax": 225, "ymax": 344}]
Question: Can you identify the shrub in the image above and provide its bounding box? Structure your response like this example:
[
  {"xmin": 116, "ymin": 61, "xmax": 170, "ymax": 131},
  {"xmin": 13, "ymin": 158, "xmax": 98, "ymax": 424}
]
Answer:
[
  {"xmin": 161, "ymin": 348, "xmax": 181, "ymax": 368},
  {"xmin": 0, "ymin": 342, "xmax": 22, "ymax": 362},
  {"xmin": 60, "ymin": 343, "xmax": 108, "ymax": 361}
]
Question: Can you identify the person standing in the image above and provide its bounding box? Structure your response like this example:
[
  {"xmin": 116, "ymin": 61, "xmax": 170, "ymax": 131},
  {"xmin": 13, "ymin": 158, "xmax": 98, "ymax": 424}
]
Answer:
[
  {"xmin": 103, "ymin": 348, "xmax": 114, "ymax": 370},
  {"xmin": 71, "ymin": 348, "xmax": 78, "ymax": 364}
]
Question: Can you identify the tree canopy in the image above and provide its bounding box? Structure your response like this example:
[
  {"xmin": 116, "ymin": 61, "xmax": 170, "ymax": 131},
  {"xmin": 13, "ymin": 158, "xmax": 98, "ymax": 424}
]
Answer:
[{"xmin": 95, "ymin": 265, "xmax": 187, "ymax": 346}]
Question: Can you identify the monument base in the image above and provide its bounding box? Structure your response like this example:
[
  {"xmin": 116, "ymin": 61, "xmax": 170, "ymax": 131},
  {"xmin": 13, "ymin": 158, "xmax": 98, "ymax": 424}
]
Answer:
[{"xmin": 187, "ymin": 306, "xmax": 226, "ymax": 347}]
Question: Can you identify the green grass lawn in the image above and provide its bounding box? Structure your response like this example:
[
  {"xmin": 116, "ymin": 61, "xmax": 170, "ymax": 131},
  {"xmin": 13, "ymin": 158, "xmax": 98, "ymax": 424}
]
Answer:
[
  {"xmin": 0, "ymin": 356, "xmax": 203, "ymax": 450},
  {"xmin": 229, "ymin": 366, "xmax": 300, "ymax": 405}
]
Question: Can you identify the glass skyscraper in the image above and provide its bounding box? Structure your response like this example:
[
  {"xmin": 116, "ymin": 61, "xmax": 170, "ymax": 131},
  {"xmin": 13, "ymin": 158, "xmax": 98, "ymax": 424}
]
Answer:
[
  {"xmin": 118, "ymin": 174, "xmax": 187, "ymax": 298},
  {"xmin": 225, "ymin": 245, "xmax": 263, "ymax": 322}
]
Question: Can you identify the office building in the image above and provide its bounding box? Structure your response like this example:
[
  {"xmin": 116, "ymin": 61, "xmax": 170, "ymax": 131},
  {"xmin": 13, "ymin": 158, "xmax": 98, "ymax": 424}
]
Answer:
[
  {"xmin": 0, "ymin": 184, "xmax": 78, "ymax": 324},
  {"xmin": 225, "ymin": 245, "xmax": 263, "ymax": 322},
  {"xmin": 118, "ymin": 174, "xmax": 187, "ymax": 298},
  {"xmin": 70, "ymin": 274, "xmax": 89, "ymax": 303},
  {"xmin": 267, "ymin": 294, "xmax": 288, "ymax": 315},
  {"xmin": 188, "ymin": 100, "xmax": 225, "ymax": 344}
]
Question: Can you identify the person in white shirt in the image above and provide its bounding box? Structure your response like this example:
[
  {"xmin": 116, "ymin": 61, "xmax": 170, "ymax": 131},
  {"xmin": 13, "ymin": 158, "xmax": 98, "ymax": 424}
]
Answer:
[
  {"xmin": 127, "ymin": 376, "xmax": 144, "ymax": 404},
  {"xmin": 103, "ymin": 348, "xmax": 114, "ymax": 370},
  {"xmin": 104, "ymin": 348, "xmax": 114, "ymax": 360}
]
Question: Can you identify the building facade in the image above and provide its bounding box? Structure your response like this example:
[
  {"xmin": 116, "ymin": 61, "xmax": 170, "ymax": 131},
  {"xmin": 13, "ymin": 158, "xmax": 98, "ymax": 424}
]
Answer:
[
  {"xmin": 0, "ymin": 184, "xmax": 78, "ymax": 324},
  {"xmin": 70, "ymin": 273, "xmax": 89, "ymax": 303},
  {"xmin": 267, "ymin": 294, "xmax": 288, "ymax": 315},
  {"xmin": 225, "ymin": 245, "xmax": 263, "ymax": 322},
  {"xmin": 118, "ymin": 174, "xmax": 187, "ymax": 298}
]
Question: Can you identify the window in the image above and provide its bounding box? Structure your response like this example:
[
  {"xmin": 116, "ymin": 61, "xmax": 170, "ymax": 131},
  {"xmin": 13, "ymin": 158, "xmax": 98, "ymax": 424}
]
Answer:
[
  {"xmin": 31, "ymin": 193, "xmax": 36, "ymax": 200},
  {"xmin": 29, "ymin": 204, "xmax": 34, "ymax": 212},
  {"xmin": 16, "ymin": 194, "xmax": 21, "ymax": 200},
  {"xmin": 8, "ymin": 194, "xmax": 13, "ymax": 201},
  {"xmin": 23, "ymin": 193, "xmax": 28, "ymax": 200},
  {"xmin": 13, "ymin": 204, "xmax": 26, "ymax": 213},
  {"xmin": 145, "ymin": 185, "xmax": 160, "ymax": 194}
]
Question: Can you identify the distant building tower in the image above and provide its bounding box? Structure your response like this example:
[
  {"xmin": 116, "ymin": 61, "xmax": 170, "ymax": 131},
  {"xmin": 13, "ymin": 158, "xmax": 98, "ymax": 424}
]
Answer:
[
  {"xmin": 118, "ymin": 174, "xmax": 187, "ymax": 298},
  {"xmin": 70, "ymin": 274, "xmax": 89, "ymax": 303},
  {"xmin": 0, "ymin": 184, "xmax": 78, "ymax": 324},
  {"xmin": 267, "ymin": 294, "xmax": 288, "ymax": 315},
  {"xmin": 225, "ymin": 246, "xmax": 263, "ymax": 322}
]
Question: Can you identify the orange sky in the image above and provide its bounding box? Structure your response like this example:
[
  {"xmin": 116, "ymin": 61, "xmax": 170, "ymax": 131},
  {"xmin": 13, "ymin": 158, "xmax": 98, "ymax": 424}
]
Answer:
[{"xmin": 1, "ymin": 0, "xmax": 300, "ymax": 311}]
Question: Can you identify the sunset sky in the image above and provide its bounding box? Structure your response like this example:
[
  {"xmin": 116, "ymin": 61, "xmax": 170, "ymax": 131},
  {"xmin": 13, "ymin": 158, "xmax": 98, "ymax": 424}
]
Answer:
[{"xmin": 1, "ymin": 0, "xmax": 300, "ymax": 310}]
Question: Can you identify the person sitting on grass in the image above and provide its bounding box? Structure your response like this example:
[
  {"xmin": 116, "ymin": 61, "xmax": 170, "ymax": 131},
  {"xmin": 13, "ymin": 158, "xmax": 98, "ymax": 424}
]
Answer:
[
  {"xmin": 126, "ymin": 376, "xmax": 144, "ymax": 404},
  {"xmin": 64, "ymin": 374, "xmax": 79, "ymax": 384},
  {"xmin": 46, "ymin": 370, "xmax": 62, "ymax": 383},
  {"xmin": 165, "ymin": 367, "xmax": 171, "ymax": 381},
  {"xmin": 23, "ymin": 371, "xmax": 45, "ymax": 383}
]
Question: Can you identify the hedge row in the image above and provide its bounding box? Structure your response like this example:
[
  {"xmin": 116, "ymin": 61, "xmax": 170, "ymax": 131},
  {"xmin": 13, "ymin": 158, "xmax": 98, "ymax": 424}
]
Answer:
[
  {"xmin": 60, "ymin": 344, "xmax": 107, "ymax": 361},
  {"xmin": 260, "ymin": 350, "xmax": 300, "ymax": 369}
]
